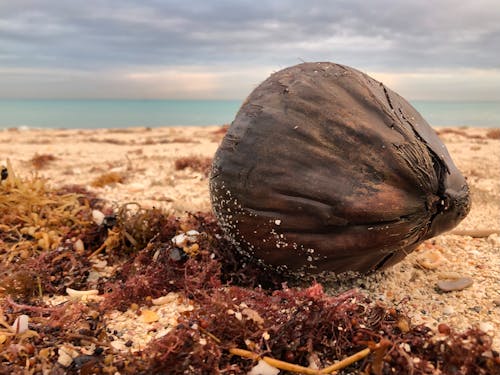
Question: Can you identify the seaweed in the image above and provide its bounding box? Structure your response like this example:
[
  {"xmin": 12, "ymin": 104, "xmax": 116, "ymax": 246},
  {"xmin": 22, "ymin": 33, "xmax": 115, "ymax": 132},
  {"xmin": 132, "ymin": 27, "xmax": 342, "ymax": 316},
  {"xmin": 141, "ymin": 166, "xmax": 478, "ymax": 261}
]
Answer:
[
  {"xmin": 0, "ymin": 166, "xmax": 498, "ymax": 374},
  {"xmin": 90, "ymin": 172, "xmax": 126, "ymax": 187},
  {"xmin": 174, "ymin": 155, "xmax": 212, "ymax": 176},
  {"xmin": 143, "ymin": 283, "xmax": 500, "ymax": 374},
  {"xmin": 30, "ymin": 153, "xmax": 57, "ymax": 169},
  {"xmin": 0, "ymin": 161, "xmax": 94, "ymax": 263},
  {"xmin": 486, "ymin": 129, "xmax": 500, "ymax": 140}
]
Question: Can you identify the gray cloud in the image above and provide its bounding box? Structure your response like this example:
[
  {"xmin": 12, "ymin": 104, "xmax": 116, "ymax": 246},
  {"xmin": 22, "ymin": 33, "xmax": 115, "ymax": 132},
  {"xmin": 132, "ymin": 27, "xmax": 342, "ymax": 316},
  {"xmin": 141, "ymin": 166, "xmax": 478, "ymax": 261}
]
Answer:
[{"xmin": 1, "ymin": 0, "xmax": 499, "ymax": 98}]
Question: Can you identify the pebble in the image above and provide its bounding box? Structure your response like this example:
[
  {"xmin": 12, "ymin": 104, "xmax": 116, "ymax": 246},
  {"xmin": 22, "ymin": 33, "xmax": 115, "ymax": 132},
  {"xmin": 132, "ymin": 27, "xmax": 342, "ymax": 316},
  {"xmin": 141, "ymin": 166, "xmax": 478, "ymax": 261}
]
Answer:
[
  {"xmin": 436, "ymin": 277, "xmax": 473, "ymax": 292},
  {"xmin": 57, "ymin": 350, "xmax": 73, "ymax": 367},
  {"xmin": 152, "ymin": 293, "xmax": 178, "ymax": 306},
  {"xmin": 140, "ymin": 309, "xmax": 159, "ymax": 323},
  {"xmin": 73, "ymin": 239, "xmax": 85, "ymax": 253},
  {"xmin": 479, "ymin": 321, "xmax": 494, "ymax": 332},
  {"xmin": 443, "ymin": 305, "xmax": 455, "ymax": 314},
  {"xmin": 57, "ymin": 345, "xmax": 78, "ymax": 367},
  {"xmin": 171, "ymin": 230, "xmax": 200, "ymax": 247},
  {"xmin": 127, "ymin": 182, "xmax": 145, "ymax": 192},
  {"xmin": 92, "ymin": 209, "xmax": 105, "ymax": 225},
  {"xmin": 247, "ymin": 360, "xmax": 280, "ymax": 375}
]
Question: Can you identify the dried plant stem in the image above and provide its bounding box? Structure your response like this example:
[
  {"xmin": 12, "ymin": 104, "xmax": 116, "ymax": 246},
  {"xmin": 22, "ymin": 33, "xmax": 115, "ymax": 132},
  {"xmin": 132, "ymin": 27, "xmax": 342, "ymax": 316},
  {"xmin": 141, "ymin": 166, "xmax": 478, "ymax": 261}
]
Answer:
[
  {"xmin": 88, "ymin": 241, "xmax": 107, "ymax": 259},
  {"xmin": 319, "ymin": 348, "xmax": 371, "ymax": 374},
  {"xmin": 229, "ymin": 348, "xmax": 320, "ymax": 374},
  {"xmin": 229, "ymin": 347, "xmax": 371, "ymax": 374},
  {"xmin": 199, "ymin": 327, "xmax": 221, "ymax": 344}
]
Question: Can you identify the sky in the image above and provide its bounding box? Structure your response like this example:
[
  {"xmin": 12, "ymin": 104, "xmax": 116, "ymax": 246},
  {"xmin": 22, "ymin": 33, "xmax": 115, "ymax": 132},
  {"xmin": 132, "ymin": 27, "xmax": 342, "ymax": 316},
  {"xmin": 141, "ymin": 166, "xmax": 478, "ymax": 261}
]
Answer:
[{"xmin": 1, "ymin": 0, "xmax": 500, "ymax": 100}]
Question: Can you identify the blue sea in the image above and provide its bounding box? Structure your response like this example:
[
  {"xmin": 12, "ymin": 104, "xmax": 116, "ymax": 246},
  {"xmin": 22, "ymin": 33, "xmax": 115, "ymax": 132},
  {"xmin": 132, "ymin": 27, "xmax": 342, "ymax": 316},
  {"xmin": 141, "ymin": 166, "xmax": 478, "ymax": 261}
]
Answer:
[{"xmin": 0, "ymin": 99, "xmax": 498, "ymax": 129}]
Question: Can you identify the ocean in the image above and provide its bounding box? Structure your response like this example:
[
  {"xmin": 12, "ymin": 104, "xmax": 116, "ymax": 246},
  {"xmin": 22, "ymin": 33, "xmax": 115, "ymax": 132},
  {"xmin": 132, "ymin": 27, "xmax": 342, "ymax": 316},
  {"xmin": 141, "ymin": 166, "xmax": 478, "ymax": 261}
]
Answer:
[{"xmin": 0, "ymin": 99, "xmax": 499, "ymax": 129}]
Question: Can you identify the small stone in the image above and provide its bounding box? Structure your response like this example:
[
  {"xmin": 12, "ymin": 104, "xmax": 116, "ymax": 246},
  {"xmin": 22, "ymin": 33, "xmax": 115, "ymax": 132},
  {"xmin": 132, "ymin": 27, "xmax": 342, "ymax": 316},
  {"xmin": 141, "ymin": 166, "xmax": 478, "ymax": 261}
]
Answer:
[
  {"xmin": 247, "ymin": 360, "xmax": 279, "ymax": 375},
  {"xmin": 242, "ymin": 308, "xmax": 265, "ymax": 325},
  {"xmin": 57, "ymin": 346, "xmax": 78, "ymax": 367},
  {"xmin": 437, "ymin": 323, "xmax": 451, "ymax": 335},
  {"xmin": 169, "ymin": 247, "xmax": 187, "ymax": 262},
  {"xmin": 92, "ymin": 210, "xmax": 105, "ymax": 226},
  {"xmin": 493, "ymin": 299, "xmax": 500, "ymax": 307},
  {"xmin": 110, "ymin": 340, "xmax": 127, "ymax": 351},
  {"xmin": 57, "ymin": 350, "xmax": 74, "ymax": 367},
  {"xmin": 127, "ymin": 182, "xmax": 145, "ymax": 192},
  {"xmin": 437, "ymin": 277, "xmax": 473, "ymax": 292},
  {"xmin": 438, "ymin": 271, "xmax": 462, "ymax": 280},
  {"xmin": 73, "ymin": 239, "xmax": 85, "ymax": 253},
  {"xmin": 470, "ymin": 305, "xmax": 482, "ymax": 313},
  {"xmin": 479, "ymin": 322, "xmax": 494, "ymax": 332},
  {"xmin": 140, "ymin": 309, "xmax": 159, "ymax": 323},
  {"xmin": 66, "ymin": 288, "xmax": 100, "ymax": 300},
  {"xmin": 442, "ymin": 305, "xmax": 455, "ymax": 315},
  {"xmin": 171, "ymin": 233, "xmax": 187, "ymax": 247},
  {"xmin": 152, "ymin": 293, "xmax": 177, "ymax": 305}
]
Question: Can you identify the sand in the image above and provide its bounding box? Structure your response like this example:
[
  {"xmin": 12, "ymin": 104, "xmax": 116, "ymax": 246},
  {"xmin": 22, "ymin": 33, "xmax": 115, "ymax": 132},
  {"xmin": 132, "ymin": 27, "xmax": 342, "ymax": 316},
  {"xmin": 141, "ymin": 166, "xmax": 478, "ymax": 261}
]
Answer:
[{"xmin": 1, "ymin": 125, "xmax": 499, "ymax": 350}]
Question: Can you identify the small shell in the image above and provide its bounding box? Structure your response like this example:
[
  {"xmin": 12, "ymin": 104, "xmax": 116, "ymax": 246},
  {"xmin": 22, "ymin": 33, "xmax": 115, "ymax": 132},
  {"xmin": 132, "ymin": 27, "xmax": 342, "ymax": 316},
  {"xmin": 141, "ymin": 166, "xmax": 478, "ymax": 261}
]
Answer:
[
  {"xmin": 415, "ymin": 249, "xmax": 444, "ymax": 270},
  {"xmin": 12, "ymin": 314, "xmax": 29, "ymax": 334},
  {"xmin": 92, "ymin": 209, "xmax": 105, "ymax": 225},
  {"xmin": 437, "ymin": 277, "xmax": 473, "ymax": 292}
]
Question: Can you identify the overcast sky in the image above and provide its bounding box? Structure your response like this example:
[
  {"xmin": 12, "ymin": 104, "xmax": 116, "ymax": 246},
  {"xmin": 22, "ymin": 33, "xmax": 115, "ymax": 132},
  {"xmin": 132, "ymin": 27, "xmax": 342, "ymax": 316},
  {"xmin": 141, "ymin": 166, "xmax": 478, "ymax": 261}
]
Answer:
[{"xmin": 1, "ymin": 0, "xmax": 499, "ymax": 100}]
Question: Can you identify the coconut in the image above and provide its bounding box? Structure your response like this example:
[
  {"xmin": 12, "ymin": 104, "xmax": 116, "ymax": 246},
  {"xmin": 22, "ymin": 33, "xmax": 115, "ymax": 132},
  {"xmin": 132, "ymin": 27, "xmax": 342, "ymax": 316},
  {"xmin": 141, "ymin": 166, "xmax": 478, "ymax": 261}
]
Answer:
[{"xmin": 210, "ymin": 62, "xmax": 470, "ymax": 279}]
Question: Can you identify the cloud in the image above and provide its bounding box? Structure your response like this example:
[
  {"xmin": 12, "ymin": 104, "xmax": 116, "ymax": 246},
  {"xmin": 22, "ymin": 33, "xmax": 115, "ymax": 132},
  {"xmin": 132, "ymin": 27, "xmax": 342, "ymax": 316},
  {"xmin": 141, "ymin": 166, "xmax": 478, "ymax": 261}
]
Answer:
[
  {"xmin": 371, "ymin": 69, "xmax": 500, "ymax": 100},
  {"xmin": 0, "ymin": 65, "xmax": 273, "ymax": 99},
  {"xmin": 0, "ymin": 0, "xmax": 499, "ymax": 98}
]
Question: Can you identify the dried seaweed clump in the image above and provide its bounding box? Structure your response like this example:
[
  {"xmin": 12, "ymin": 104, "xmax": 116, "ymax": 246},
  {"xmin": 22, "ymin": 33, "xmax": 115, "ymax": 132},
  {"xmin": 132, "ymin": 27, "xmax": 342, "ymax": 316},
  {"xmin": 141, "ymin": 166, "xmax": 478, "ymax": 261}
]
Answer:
[
  {"xmin": 144, "ymin": 284, "xmax": 500, "ymax": 374},
  {"xmin": 90, "ymin": 171, "xmax": 125, "ymax": 188},
  {"xmin": 0, "ymin": 162, "xmax": 94, "ymax": 263},
  {"xmin": 2, "ymin": 245, "xmax": 93, "ymax": 300},
  {"xmin": 486, "ymin": 129, "xmax": 500, "ymax": 140},
  {"xmin": 174, "ymin": 155, "xmax": 212, "ymax": 176},
  {"xmin": 100, "ymin": 211, "xmax": 284, "ymax": 311},
  {"xmin": 91, "ymin": 203, "xmax": 177, "ymax": 259},
  {"xmin": 30, "ymin": 153, "xmax": 57, "ymax": 169}
]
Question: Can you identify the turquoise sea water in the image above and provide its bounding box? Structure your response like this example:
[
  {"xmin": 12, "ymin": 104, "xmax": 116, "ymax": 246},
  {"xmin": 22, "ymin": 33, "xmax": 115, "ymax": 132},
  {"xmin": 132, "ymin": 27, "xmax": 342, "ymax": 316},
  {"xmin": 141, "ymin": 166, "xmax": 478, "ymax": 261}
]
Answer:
[{"xmin": 0, "ymin": 99, "xmax": 498, "ymax": 129}]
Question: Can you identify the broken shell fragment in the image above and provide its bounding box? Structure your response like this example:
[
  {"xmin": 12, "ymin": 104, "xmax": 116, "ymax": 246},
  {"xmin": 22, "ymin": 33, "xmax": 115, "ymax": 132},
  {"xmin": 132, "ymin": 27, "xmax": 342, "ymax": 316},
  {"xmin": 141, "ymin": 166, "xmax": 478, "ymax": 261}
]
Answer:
[
  {"xmin": 210, "ymin": 62, "xmax": 470, "ymax": 279},
  {"xmin": 437, "ymin": 277, "xmax": 473, "ymax": 292},
  {"xmin": 415, "ymin": 249, "xmax": 444, "ymax": 270},
  {"xmin": 12, "ymin": 314, "xmax": 29, "ymax": 335}
]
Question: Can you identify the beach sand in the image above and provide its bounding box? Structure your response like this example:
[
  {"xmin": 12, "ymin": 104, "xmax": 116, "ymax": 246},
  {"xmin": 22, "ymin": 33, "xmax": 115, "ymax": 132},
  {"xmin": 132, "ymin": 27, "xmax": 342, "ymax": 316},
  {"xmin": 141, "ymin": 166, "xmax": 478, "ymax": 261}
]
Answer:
[{"xmin": 1, "ymin": 125, "xmax": 499, "ymax": 351}]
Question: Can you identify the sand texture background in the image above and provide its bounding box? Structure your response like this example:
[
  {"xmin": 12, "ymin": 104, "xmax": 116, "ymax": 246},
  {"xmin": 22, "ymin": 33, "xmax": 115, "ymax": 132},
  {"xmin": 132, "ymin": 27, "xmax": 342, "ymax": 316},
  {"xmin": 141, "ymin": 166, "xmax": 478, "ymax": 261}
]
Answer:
[{"xmin": 1, "ymin": 125, "xmax": 499, "ymax": 350}]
